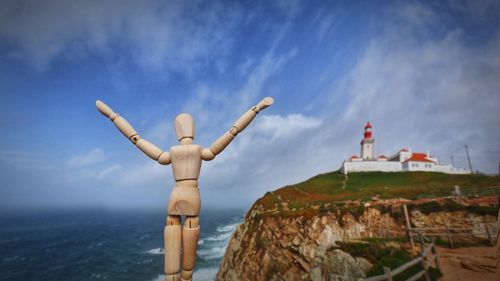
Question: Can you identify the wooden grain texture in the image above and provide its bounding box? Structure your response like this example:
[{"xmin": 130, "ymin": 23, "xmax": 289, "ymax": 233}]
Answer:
[
  {"xmin": 113, "ymin": 116, "xmax": 138, "ymax": 139},
  {"xmin": 209, "ymin": 132, "xmax": 235, "ymax": 155},
  {"xmin": 136, "ymin": 139, "xmax": 162, "ymax": 160},
  {"xmin": 158, "ymin": 152, "xmax": 172, "ymax": 165},
  {"xmin": 168, "ymin": 186, "xmax": 201, "ymax": 216},
  {"xmin": 256, "ymin": 96, "xmax": 274, "ymax": 111},
  {"xmin": 164, "ymin": 224, "xmax": 181, "ymax": 274},
  {"xmin": 233, "ymin": 109, "xmax": 256, "ymax": 132},
  {"xmin": 96, "ymin": 100, "xmax": 114, "ymax": 117},
  {"xmin": 182, "ymin": 225, "xmax": 200, "ymax": 271},
  {"xmin": 170, "ymin": 145, "xmax": 202, "ymax": 181},
  {"xmin": 175, "ymin": 113, "xmax": 194, "ymax": 140}
]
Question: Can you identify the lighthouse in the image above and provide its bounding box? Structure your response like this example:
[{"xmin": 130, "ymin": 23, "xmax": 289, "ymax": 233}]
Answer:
[
  {"xmin": 342, "ymin": 121, "xmax": 470, "ymax": 174},
  {"xmin": 360, "ymin": 121, "xmax": 374, "ymax": 159}
]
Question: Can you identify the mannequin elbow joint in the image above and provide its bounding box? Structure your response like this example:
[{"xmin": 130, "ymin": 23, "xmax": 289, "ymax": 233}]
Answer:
[{"xmin": 201, "ymin": 149, "xmax": 215, "ymax": 161}]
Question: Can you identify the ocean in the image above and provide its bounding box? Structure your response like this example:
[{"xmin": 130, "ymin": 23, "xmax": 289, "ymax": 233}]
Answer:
[{"xmin": 0, "ymin": 208, "xmax": 244, "ymax": 281}]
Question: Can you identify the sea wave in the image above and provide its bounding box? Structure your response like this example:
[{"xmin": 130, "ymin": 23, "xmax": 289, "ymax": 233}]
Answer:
[
  {"xmin": 197, "ymin": 246, "xmax": 227, "ymax": 260},
  {"xmin": 215, "ymin": 222, "xmax": 239, "ymax": 233},
  {"xmin": 199, "ymin": 231, "xmax": 233, "ymax": 243},
  {"xmin": 198, "ymin": 221, "xmax": 240, "ymax": 245},
  {"xmin": 145, "ymin": 247, "xmax": 164, "ymax": 255}
]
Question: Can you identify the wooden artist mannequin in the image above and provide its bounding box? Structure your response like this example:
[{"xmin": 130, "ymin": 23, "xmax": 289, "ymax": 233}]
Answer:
[{"xmin": 96, "ymin": 97, "xmax": 273, "ymax": 281}]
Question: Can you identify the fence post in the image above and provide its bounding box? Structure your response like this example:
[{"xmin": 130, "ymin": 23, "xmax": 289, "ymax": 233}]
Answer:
[
  {"xmin": 454, "ymin": 185, "xmax": 461, "ymax": 203},
  {"xmin": 431, "ymin": 238, "xmax": 442, "ymax": 273},
  {"xmin": 403, "ymin": 204, "xmax": 415, "ymax": 248},
  {"xmin": 403, "ymin": 204, "xmax": 415, "ymax": 249},
  {"xmin": 485, "ymin": 224, "xmax": 493, "ymax": 245},
  {"xmin": 418, "ymin": 231, "xmax": 424, "ymax": 247},
  {"xmin": 420, "ymin": 246, "xmax": 431, "ymax": 281},
  {"xmin": 445, "ymin": 223, "xmax": 454, "ymax": 248},
  {"xmin": 383, "ymin": 266, "xmax": 393, "ymax": 281}
]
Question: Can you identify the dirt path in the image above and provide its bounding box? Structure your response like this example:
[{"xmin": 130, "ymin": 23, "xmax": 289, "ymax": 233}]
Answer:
[{"xmin": 437, "ymin": 246, "xmax": 498, "ymax": 280}]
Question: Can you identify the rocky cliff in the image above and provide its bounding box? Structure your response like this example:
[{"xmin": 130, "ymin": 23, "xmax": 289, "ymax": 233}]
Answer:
[{"xmin": 215, "ymin": 171, "xmax": 499, "ymax": 281}]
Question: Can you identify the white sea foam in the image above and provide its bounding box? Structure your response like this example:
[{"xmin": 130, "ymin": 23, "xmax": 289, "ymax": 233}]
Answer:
[
  {"xmin": 196, "ymin": 220, "xmax": 241, "ymax": 260},
  {"xmin": 215, "ymin": 222, "xmax": 239, "ymax": 233},
  {"xmin": 199, "ymin": 221, "xmax": 240, "ymax": 244},
  {"xmin": 198, "ymin": 232, "xmax": 232, "ymax": 245},
  {"xmin": 205, "ymin": 231, "xmax": 233, "ymax": 242},
  {"xmin": 145, "ymin": 247, "xmax": 164, "ymax": 255},
  {"xmin": 197, "ymin": 246, "xmax": 228, "ymax": 260}
]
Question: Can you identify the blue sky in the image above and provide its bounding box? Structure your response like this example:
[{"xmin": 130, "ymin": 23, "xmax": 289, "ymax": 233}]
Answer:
[{"xmin": 1, "ymin": 0, "xmax": 499, "ymax": 209}]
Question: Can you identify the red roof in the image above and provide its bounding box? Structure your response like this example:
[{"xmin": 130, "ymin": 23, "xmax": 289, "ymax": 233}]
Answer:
[
  {"xmin": 378, "ymin": 155, "xmax": 387, "ymax": 159},
  {"xmin": 403, "ymin": 152, "xmax": 435, "ymax": 163},
  {"xmin": 400, "ymin": 148, "xmax": 408, "ymax": 152},
  {"xmin": 350, "ymin": 155, "xmax": 360, "ymax": 160}
]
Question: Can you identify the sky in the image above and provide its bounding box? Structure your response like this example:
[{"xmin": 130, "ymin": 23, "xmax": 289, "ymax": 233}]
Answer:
[{"xmin": 0, "ymin": 0, "xmax": 499, "ymax": 210}]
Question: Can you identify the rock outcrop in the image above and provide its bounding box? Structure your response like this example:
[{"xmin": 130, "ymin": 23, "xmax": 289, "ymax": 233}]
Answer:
[{"xmin": 216, "ymin": 200, "xmax": 497, "ymax": 281}]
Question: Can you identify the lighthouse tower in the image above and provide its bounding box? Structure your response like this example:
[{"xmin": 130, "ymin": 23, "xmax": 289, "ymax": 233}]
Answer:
[{"xmin": 360, "ymin": 121, "xmax": 374, "ymax": 159}]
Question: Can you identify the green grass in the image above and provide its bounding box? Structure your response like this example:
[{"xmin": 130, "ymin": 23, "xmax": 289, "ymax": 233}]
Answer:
[
  {"xmin": 407, "ymin": 199, "xmax": 498, "ymax": 216},
  {"xmin": 338, "ymin": 240, "xmax": 441, "ymax": 281},
  {"xmin": 255, "ymin": 171, "xmax": 499, "ymax": 212}
]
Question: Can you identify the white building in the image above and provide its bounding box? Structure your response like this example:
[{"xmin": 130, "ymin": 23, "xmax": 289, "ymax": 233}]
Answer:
[{"xmin": 341, "ymin": 122, "xmax": 470, "ymax": 175}]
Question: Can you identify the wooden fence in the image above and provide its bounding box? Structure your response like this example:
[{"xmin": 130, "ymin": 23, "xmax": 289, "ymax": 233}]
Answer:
[
  {"xmin": 410, "ymin": 224, "xmax": 496, "ymax": 248},
  {"xmin": 359, "ymin": 187, "xmax": 498, "ymax": 280},
  {"xmin": 362, "ymin": 238, "xmax": 440, "ymax": 281},
  {"xmin": 403, "ymin": 205, "xmax": 498, "ymax": 248},
  {"xmin": 453, "ymin": 185, "xmax": 499, "ymax": 198}
]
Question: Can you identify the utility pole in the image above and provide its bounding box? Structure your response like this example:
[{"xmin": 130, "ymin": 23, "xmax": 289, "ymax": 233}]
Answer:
[
  {"xmin": 464, "ymin": 145, "xmax": 473, "ymax": 173},
  {"xmin": 450, "ymin": 155, "xmax": 455, "ymax": 167}
]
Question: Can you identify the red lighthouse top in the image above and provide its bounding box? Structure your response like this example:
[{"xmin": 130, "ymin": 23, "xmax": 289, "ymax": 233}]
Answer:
[{"xmin": 364, "ymin": 121, "xmax": 372, "ymax": 139}]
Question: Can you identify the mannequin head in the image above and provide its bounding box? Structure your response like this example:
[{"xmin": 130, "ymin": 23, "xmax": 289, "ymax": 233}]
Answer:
[{"xmin": 175, "ymin": 113, "xmax": 194, "ymax": 144}]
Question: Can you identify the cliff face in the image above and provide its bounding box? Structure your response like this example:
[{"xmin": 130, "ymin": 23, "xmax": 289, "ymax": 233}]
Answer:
[{"xmin": 216, "ymin": 201, "xmax": 497, "ymax": 281}]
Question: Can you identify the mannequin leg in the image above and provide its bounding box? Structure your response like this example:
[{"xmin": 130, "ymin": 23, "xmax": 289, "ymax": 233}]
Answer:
[
  {"xmin": 164, "ymin": 215, "xmax": 181, "ymax": 281},
  {"xmin": 181, "ymin": 216, "xmax": 200, "ymax": 281}
]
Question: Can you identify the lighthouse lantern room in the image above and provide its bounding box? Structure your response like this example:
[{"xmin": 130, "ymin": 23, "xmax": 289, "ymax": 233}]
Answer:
[{"xmin": 360, "ymin": 121, "xmax": 374, "ymax": 159}]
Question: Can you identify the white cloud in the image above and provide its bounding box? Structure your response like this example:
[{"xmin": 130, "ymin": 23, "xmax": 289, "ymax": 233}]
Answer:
[
  {"xmin": 234, "ymin": 47, "xmax": 298, "ymax": 109},
  {"xmin": 97, "ymin": 164, "xmax": 122, "ymax": 180},
  {"xmin": 98, "ymin": 42, "xmax": 304, "ymax": 206},
  {"xmin": 326, "ymin": 2, "xmax": 500, "ymax": 173},
  {"xmin": 0, "ymin": 0, "xmax": 243, "ymax": 74},
  {"xmin": 193, "ymin": 113, "xmax": 325, "ymax": 207},
  {"xmin": 67, "ymin": 148, "xmax": 107, "ymax": 167},
  {"xmin": 3, "ymin": 1, "xmax": 498, "ymax": 210},
  {"xmin": 90, "ymin": 42, "xmax": 312, "ymax": 205},
  {"xmin": 255, "ymin": 114, "xmax": 322, "ymax": 140}
]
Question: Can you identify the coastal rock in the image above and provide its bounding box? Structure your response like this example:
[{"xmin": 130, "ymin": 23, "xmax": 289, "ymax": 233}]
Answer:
[{"xmin": 216, "ymin": 203, "xmax": 496, "ymax": 281}]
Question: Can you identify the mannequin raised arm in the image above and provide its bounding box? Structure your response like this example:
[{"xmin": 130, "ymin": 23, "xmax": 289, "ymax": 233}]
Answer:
[
  {"xmin": 96, "ymin": 100, "xmax": 171, "ymax": 165},
  {"xmin": 201, "ymin": 97, "xmax": 273, "ymax": 161}
]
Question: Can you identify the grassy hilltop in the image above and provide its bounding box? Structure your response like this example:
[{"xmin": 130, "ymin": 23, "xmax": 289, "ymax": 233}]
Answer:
[
  {"xmin": 220, "ymin": 171, "xmax": 499, "ymax": 281},
  {"xmin": 255, "ymin": 171, "xmax": 499, "ymax": 213}
]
